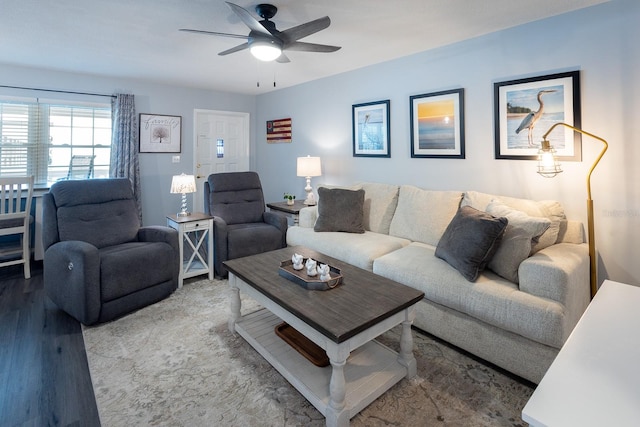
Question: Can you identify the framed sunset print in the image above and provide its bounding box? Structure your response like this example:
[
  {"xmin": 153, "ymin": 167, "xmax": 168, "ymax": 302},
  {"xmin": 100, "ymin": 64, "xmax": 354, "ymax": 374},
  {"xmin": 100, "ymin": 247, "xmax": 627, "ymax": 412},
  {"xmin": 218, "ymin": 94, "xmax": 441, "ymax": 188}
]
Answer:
[{"xmin": 410, "ymin": 88, "xmax": 465, "ymax": 158}]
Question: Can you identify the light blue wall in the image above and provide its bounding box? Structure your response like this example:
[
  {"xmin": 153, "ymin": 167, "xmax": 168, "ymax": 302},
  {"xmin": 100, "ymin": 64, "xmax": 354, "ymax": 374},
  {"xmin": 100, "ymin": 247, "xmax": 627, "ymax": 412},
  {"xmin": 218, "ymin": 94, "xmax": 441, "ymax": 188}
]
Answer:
[
  {"xmin": 1, "ymin": 0, "xmax": 637, "ymax": 287},
  {"xmin": 0, "ymin": 64, "xmax": 256, "ymax": 226},
  {"xmin": 254, "ymin": 0, "xmax": 640, "ymax": 286}
]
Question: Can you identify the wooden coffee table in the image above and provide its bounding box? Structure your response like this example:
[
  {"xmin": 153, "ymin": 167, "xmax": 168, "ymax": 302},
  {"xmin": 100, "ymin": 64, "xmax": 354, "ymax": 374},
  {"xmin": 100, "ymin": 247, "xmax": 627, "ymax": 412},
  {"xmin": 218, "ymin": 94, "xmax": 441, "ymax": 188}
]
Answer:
[{"xmin": 224, "ymin": 246, "xmax": 424, "ymax": 427}]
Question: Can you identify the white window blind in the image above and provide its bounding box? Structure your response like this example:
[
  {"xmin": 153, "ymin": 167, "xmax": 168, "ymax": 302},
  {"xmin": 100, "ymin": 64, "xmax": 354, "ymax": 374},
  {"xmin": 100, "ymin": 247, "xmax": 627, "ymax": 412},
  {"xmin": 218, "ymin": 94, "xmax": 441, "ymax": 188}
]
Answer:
[{"xmin": 0, "ymin": 99, "xmax": 111, "ymax": 184}]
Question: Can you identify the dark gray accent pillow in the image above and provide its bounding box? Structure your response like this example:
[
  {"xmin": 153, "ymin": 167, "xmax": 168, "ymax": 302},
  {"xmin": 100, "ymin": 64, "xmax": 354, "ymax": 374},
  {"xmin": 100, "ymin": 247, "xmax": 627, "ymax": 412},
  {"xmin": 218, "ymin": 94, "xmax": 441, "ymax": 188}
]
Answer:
[
  {"xmin": 435, "ymin": 206, "xmax": 508, "ymax": 282},
  {"xmin": 314, "ymin": 187, "xmax": 365, "ymax": 233}
]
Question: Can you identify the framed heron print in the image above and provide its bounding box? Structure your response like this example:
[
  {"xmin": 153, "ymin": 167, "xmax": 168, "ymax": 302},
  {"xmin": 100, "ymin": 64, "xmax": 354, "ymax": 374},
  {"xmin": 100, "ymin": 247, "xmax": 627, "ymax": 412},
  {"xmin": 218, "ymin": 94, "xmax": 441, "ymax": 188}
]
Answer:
[
  {"xmin": 410, "ymin": 88, "xmax": 465, "ymax": 158},
  {"xmin": 494, "ymin": 71, "xmax": 581, "ymax": 161},
  {"xmin": 352, "ymin": 100, "xmax": 390, "ymax": 157}
]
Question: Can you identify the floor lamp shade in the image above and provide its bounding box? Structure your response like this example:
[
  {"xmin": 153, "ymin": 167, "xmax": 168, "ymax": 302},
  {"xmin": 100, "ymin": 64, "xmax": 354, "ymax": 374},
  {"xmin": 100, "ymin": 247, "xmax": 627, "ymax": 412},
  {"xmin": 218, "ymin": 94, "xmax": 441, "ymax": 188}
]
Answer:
[{"xmin": 297, "ymin": 156, "xmax": 322, "ymax": 205}]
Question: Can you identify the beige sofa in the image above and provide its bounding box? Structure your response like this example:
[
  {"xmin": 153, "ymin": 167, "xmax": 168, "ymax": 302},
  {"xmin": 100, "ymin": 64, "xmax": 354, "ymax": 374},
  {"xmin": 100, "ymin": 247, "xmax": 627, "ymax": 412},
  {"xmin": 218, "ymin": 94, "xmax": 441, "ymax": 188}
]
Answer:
[{"xmin": 286, "ymin": 182, "xmax": 590, "ymax": 383}]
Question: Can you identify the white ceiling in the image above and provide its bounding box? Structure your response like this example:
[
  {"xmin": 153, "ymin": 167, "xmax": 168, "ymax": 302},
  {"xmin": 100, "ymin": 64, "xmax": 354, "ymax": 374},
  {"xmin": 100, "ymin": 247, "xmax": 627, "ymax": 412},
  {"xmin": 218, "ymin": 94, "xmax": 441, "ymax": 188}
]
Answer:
[{"xmin": 1, "ymin": 0, "xmax": 608, "ymax": 95}]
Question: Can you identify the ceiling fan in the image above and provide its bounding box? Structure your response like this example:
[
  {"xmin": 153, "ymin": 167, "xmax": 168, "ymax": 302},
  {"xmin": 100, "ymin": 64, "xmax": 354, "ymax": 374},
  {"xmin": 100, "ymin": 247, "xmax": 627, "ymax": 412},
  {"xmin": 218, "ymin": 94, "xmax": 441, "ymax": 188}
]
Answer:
[{"xmin": 180, "ymin": 2, "xmax": 341, "ymax": 63}]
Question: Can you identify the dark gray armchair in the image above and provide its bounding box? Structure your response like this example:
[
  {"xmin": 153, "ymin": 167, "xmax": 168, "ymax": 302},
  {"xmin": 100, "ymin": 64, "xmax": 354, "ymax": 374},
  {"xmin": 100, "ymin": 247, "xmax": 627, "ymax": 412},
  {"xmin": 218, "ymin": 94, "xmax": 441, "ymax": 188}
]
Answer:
[
  {"xmin": 204, "ymin": 171, "xmax": 287, "ymax": 277},
  {"xmin": 43, "ymin": 178, "xmax": 179, "ymax": 325}
]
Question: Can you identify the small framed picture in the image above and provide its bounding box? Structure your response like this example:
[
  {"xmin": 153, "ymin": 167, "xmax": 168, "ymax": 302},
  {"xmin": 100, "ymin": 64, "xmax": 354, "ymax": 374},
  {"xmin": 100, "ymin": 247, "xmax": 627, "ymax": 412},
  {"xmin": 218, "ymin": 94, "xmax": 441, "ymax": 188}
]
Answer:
[
  {"xmin": 352, "ymin": 100, "xmax": 391, "ymax": 158},
  {"xmin": 139, "ymin": 113, "xmax": 182, "ymax": 153},
  {"xmin": 410, "ymin": 88, "xmax": 465, "ymax": 158},
  {"xmin": 266, "ymin": 118, "xmax": 292, "ymax": 143},
  {"xmin": 494, "ymin": 71, "xmax": 581, "ymax": 161}
]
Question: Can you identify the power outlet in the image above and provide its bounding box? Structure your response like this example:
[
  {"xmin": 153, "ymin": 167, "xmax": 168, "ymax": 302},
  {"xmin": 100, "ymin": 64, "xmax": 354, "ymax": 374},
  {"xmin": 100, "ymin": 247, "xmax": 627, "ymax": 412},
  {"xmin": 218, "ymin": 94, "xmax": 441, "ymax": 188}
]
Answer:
[{"xmin": 172, "ymin": 155, "xmax": 180, "ymax": 163}]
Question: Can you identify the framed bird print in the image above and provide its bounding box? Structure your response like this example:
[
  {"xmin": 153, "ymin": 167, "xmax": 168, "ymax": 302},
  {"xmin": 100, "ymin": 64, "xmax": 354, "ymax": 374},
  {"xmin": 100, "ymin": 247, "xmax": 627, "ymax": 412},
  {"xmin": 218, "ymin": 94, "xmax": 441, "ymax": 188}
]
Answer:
[
  {"xmin": 352, "ymin": 100, "xmax": 391, "ymax": 157},
  {"xmin": 494, "ymin": 71, "xmax": 581, "ymax": 161}
]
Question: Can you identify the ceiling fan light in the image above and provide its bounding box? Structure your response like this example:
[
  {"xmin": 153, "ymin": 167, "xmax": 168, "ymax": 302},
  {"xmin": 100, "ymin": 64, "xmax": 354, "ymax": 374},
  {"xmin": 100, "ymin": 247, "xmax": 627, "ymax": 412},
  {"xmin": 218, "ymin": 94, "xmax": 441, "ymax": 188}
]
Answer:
[{"xmin": 250, "ymin": 41, "xmax": 282, "ymax": 61}]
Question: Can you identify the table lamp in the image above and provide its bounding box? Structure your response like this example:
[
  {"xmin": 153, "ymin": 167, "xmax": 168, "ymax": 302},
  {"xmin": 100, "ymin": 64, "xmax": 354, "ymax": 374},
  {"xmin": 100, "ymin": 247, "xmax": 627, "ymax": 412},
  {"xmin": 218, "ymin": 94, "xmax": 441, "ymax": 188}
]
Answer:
[
  {"xmin": 170, "ymin": 173, "xmax": 197, "ymax": 217},
  {"xmin": 536, "ymin": 122, "xmax": 608, "ymax": 298},
  {"xmin": 297, "ymin": 156, "xmax": 322, "ymax": 205}
]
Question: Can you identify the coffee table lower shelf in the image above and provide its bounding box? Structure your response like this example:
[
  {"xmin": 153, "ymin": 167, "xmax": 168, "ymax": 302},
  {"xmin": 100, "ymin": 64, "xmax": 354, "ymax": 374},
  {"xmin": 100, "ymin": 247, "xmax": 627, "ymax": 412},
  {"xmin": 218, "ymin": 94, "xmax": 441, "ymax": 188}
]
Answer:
[{"xmin": 235, "ymin": 308, "xmax": 407, "ymax": 420}]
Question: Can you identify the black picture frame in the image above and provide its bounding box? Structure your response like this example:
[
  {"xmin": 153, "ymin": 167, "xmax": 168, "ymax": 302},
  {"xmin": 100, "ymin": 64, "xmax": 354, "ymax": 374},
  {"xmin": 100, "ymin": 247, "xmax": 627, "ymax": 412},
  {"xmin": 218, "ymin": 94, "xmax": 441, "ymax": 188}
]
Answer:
[
  {"xmin": 352, "ymin": 100, "xmax": 391, "ymax": 158},
  {"xmin": 494, "ymin": 70, "xmax": 581, "ymax": 161},
  {"xmin": 409, "ymin": 88, "xmax": 465, "ymax": 159},
  {"xmin": 139, "ymin": 113, "xmax": 182, "ymax": 153}
]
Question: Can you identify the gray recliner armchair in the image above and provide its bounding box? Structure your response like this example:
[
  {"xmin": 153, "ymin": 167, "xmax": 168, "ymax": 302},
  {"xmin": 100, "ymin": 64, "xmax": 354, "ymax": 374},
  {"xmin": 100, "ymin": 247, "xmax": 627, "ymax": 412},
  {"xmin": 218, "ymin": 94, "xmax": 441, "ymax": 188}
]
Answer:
[
  {"xmin": 43, "ymin": 178, "xmax": 179, "ymax": 325},
  {"xmin": 204, "ymin": 171, "xmax": 287, "ymax": 277}
]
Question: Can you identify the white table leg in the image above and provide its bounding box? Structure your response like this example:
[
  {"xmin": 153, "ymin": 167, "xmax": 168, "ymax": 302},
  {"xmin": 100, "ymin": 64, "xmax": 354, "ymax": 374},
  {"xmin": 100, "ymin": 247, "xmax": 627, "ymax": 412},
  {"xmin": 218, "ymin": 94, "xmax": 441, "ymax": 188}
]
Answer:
[
  {"xmin": 326, "ymin": 346, "xmax": 349, "ymax": 427},
  {"xmin": 228, "ymin": 274, "xmax": 241, "ymax": 334},
  {"xmin": 177, "ymin": 227, "xmax": 185, "ymax": 288},
  {"xmin": 398, "ymin": 307, "xmax": 417, "ymax": 378},
  {"xmin": 207, "ymin": 228, "xmax": 213, "ymax": 280}
]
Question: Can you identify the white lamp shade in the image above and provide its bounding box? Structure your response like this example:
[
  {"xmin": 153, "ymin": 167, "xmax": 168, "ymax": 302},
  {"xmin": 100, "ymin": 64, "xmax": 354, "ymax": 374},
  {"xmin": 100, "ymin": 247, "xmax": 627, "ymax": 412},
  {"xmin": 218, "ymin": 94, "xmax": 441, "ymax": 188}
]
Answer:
[
  {"xmin": 170, "ymin": 174, "xmax": 197, "ymax": 194},
  {"xmin": 250, "ymin": 40, "xmax": 282, "ymax": 62},
  {"xmin": 296, "ymin": 156, "xmax": 322, "ymax": 177}
]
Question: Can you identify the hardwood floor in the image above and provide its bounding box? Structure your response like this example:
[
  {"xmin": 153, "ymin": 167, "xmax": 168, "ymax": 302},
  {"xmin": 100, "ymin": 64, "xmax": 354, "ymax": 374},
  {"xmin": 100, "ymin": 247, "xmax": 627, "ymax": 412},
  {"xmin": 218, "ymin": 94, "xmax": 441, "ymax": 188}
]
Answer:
[{"xmin": 0, "ymin": 262, "xmax": 100, "ymax": 427}]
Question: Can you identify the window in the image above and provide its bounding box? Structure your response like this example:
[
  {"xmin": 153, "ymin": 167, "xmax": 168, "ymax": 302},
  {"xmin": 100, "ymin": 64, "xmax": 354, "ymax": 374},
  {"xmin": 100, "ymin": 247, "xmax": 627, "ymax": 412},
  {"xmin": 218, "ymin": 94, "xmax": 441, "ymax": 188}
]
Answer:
[{"xmin": 0, "ymin": 99, "xmax": 111, "ymax": 184}]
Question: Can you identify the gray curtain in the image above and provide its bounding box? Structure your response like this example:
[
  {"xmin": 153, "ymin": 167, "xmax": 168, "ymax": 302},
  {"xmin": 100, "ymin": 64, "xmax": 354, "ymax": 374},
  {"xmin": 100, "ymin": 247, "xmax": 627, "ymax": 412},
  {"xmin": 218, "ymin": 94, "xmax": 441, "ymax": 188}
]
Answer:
[{"xmin": 110, "ymin": 93, "xmax": 142, "ymax": 222}]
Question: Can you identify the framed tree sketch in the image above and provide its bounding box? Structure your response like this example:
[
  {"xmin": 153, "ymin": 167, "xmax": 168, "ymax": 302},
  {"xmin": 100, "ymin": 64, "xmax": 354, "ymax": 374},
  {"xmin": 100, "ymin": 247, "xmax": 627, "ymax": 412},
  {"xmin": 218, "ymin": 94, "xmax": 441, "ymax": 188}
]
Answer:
[
  {"xmin": 352, "ymin": 100, "xmax": 391, "ymax": 157},
  {"xmin": 410, "ymin": 88, "xmax": 465, "ymax": 158},
  {"xmin": 139, "ymin": 113, "xmax": 182, "ymax": 153},
  {"xmin": 494, "ymin": 70, "xmax": 581, "ymax": 160}
]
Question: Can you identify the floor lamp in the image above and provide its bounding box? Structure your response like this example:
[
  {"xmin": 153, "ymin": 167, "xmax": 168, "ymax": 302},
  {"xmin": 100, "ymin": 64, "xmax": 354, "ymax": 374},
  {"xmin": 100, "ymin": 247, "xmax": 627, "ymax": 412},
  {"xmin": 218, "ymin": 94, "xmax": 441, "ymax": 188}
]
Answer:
[{"xmin": 537, "ymin": 122, "xmax": 608, "ymax": 298}]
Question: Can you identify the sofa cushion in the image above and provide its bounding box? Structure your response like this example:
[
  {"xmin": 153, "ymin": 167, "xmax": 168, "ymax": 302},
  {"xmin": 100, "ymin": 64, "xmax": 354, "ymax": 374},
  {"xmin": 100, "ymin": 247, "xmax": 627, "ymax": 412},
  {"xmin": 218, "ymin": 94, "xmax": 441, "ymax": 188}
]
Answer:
[
  {"xmin": 462, "ymin": 191, "xmax": 565, "ymax": 252},
  {"xmin": 389, "ymin": 186, "xmax": 463, "ymax": 246},
  {"xmin": 286, "ymin": 227, "xmax": 410, "ymax": 271},
  {"xmin": 486, "ymin": 201, "xmax": 551, "ymax": 283},
  {"xmin": 373, "ymin": 242, "xmax": 567, "ymax": 348},
  {"xmin": 556, "ymin": 220, "xmax": 585, "ymax": 244},
  {"xmin": 435, "ymin": 206, "xmax": 508, "ymax": 281},
  {"xmin": 314, "ymin": 187, "xmax": 365, "ymax": 233},
  {"xmin": 357, "ymin": 182, "xmax": 400, "ymax": 234}
]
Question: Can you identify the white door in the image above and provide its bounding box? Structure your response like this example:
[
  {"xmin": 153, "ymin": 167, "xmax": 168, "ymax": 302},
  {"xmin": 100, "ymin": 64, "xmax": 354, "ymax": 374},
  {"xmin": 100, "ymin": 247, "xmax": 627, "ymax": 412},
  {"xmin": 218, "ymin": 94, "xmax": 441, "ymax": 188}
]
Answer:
[{"xmin": 193, "ymin": 109, "xmax": 250, "ymax": 213}]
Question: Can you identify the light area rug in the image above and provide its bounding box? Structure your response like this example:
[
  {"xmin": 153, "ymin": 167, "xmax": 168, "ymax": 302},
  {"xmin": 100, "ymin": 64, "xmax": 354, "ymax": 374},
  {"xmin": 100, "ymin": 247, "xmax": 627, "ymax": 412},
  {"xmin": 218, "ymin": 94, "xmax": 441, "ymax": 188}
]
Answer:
[{"xmin": 82, "ymin": 278, "xmax": 533, "ymax": 426}]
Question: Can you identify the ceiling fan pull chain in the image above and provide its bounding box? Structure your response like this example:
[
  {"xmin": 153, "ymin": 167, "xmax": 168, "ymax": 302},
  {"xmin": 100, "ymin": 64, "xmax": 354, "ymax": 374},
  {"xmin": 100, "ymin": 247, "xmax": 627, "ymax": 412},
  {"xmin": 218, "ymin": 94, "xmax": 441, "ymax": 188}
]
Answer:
[{"xmin": 256, "ymin": 58, "xmax": 261, "ymax": 87}]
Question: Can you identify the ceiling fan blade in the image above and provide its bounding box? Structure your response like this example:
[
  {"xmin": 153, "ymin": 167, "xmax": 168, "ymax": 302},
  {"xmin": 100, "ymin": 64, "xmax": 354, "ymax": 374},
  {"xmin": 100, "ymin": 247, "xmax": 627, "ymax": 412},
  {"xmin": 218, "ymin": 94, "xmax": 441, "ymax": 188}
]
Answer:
[
  {"xmin": 285, "ymin": 41, "xmax": 341, "ymax": 53},
  {"xmin": 276, "ymin": 53, "xmax": 290, "ymax": 63},
  {"xmin": 218, "ymin": 42, "xmax": 249, "ymax": 56},
  {"xmin": 280, "ymin": 16, "xmax": 331, "ymax": 42},
  {"xmin": 225, "ymin": 2, "xmax": 272, "ymax": 37},
  {"xmin": 179, "ymin": 28, "xmax": 248, "ymax": 40}
]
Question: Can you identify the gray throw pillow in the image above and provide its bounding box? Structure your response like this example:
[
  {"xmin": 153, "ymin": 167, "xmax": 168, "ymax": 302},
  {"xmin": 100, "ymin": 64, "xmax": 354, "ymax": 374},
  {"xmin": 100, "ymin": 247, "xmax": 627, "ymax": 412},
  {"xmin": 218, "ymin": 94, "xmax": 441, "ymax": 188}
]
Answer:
[
  {"xmin": 314, "ymin": 187, "xmax": 365, "ymax": 233},
  {"xmin": 485, "ymin": 201, "xmax": 551, "ymax": 283},
  {"xmin": 435, "ymin": 206, "xmax": 508, "ymax": 282}
]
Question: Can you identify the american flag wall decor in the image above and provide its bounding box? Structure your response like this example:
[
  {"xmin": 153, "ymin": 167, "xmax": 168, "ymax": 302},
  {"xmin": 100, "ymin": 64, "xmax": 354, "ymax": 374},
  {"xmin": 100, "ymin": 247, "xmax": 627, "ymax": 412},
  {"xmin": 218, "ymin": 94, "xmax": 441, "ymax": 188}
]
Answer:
[{"xmin": 266, "ymin": 118, "xmax": 292, "ymax": 143}]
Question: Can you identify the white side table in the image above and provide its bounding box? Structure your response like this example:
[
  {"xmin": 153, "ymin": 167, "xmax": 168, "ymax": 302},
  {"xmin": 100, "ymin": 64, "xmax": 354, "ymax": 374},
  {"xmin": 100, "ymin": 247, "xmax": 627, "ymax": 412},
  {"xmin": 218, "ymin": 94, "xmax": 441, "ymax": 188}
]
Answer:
[
  {"xmin": 166, "ymin": 212, "xmax": 214, "ymax": 288},
  {"xmin": 522, "ymin": 279, "xmax": 640, "ymax": 426}
]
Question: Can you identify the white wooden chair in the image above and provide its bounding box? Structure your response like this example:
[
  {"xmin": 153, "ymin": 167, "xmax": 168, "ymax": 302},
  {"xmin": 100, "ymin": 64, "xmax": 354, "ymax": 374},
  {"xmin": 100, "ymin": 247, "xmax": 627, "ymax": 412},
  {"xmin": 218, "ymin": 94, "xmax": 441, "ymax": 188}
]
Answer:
[{"xmin": 0, "ymin": 176, "xmax": 34, "ymax": 279}]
